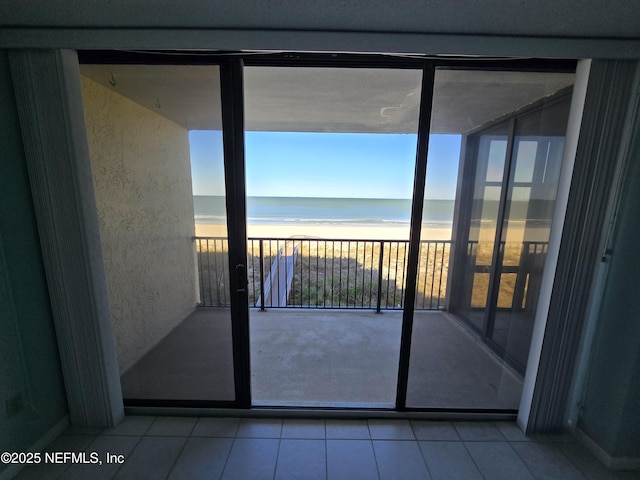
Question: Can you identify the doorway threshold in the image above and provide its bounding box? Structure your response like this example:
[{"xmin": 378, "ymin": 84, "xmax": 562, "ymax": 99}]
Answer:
[{"xmin": 124, "ymin": 405, "xmax": 517, "ymax": 422}]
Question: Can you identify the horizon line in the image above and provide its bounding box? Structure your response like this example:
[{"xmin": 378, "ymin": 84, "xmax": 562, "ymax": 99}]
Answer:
[{"xmin": 193, "ymin": 194, "xmax": 456, "ymax": 201}]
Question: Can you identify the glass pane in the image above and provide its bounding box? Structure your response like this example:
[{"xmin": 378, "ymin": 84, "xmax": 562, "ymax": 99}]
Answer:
[
  {"xmin": 407, "ymin": 68, "xmax": 574, "ymax": 409},
  {"xmin": 244, "ymin": 66, "xmax": 422, "ymax": 407},
  {"xmin": 80, "ymin": 65, "xmax": 235, "ymax": 402},
  {"xmin": 514, "ymin": 141, "xmax": 537, "ymax": 182},
  {"xmin": 488, "ymin": 96, "xmax": 572, "ymax": 367},
  {"xmin": 503, "ymin": 186, "xmax": 531, "ymax": 267},
  {"xmin": 486, "ymin": 139, "xmax": 507, "ymax": 182}
]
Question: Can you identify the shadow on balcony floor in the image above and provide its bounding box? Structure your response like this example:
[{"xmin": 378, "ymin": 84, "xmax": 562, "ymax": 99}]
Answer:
[{"xmin": 121, "ymin": 309, "xmax": 523, "ymax": 409}]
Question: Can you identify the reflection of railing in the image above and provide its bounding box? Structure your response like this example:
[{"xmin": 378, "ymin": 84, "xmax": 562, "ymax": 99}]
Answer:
[
  {"xmin": 467, "ymin": 240, "xmax": 549, "ymax": 310},
  {"xmin": 194, "ymin": 237, "xmax": 451, "ymax": 311}
]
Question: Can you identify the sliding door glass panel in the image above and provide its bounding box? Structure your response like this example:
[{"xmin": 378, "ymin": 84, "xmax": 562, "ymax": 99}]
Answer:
[
  {"xmin": 80, "ymin": 64, "xmax": 235, "ymax": 402},
  {"xmin": 462, "ymin": 132, "xmax": 508, "ymax": 332},
  {"xmin": 244, "ymin": 66, "xmax": 422, "ymax": 407},
  {"xmin": 489, "ymin": 97, "xmax": 572, "ymax": 370},
  {"xmin": 406, "ymin": 68, "xmax": 574, "ymax": 409}
]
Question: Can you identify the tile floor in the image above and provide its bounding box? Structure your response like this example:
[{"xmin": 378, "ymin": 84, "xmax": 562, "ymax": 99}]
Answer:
[{"xmin": 13, "ymin": 417, "xmax": 639, "ymax": 480}]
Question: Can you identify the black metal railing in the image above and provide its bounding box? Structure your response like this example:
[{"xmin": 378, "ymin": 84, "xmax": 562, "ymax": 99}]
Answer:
[{"xmin": 194, "ymin": 237, "xmax": 451, "ymax": 311}]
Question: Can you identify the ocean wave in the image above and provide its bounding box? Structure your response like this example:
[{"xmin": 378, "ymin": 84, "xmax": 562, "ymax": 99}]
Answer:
[
  {"xmin": 194, "ymin": 214, "xmax": 226, "ymax": 223},
  {"xmin": 246, "ymin": 216, "xmax": 411, "ymax": 225},
  {"xmin": 196, "ymin": 215, "xmax": 453, "ymax": 228}
]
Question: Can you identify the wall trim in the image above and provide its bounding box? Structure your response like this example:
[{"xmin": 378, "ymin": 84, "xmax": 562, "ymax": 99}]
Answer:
[
  {"xmin": 2, "ymin": 28, "xmax": 640, "ymax": 59},
  {"xmin": 573, "ymin": 428, "xmax": 640, "ymax": 471},
  {"xmin": 8, "ymin": 49, "xmax": 124, "ymax": 427}
]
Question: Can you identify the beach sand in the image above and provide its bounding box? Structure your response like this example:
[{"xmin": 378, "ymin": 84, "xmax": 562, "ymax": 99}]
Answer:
[{"xmin": 195, "ymin": 223, "xmax": 453, "ymax": 241}]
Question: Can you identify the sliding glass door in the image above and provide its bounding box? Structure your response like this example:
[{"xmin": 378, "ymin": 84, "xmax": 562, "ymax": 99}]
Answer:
[
  {"xmin": 80, "ymin": 63, "xmax": 245, "ymax": 405},
  {"xmin": 452, "ymin": 86, "xmax": 572, "ymax": 373},
  {"xmin": 242, "ymin": 65, "xmax": 422, "ymax": 407},
  {"xmin": 80, "ymin": 53, "xmax": 576, "ymax": 412},
  {"xmin": 406, "ymin": 68, "xmax": 574, "ymax": 410}
]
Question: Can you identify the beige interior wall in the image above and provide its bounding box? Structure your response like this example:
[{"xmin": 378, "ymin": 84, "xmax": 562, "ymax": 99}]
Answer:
[{"xmin": 80, "ymin": 76, "xmax": 197, "ymax": 373}]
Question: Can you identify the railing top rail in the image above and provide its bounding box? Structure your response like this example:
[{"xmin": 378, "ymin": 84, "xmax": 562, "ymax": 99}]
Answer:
[{"xmin": 465, "ymin": 239, "xmax": 549, "ymax": 246}]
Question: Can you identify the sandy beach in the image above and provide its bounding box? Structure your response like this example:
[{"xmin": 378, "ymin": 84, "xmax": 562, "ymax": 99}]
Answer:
[{"xmin": 195, "ymin": 223, "xmax": 453, "ymax": 241}]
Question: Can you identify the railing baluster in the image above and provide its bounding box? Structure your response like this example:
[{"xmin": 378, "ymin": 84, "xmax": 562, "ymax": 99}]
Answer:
[
  {"xmin": 196, "ymin": 239, "xmax": 203, "ymax": 306},
  {"xmin": 424, "ymin": 242, "xmax": 435, "ymax": 310},
  {"xmin": 376, "ymin": 241, "xmax": 384, "ymax": 313},
  {"xmin": 399, "ymin": 241, "xmax": 408, "ymax": 309},
  {"xmin": 338, "ymin": 241, "xmax": 343, "ymax": 307},
  {"xmin": 360, "ymin": 242, "xmax": 367, "ymax": 308},
  {"xmin": 269, "ymin": 240, "xmax": 273, "ymax": 308},
  {"xmin": 226, "ymin": 238, "xmax": 230, "ymax": 305},
  {"xmin": 419, "ymin": 241, "xmax": 426, "ymax": 309},
  {"xmin": 345, "ymin": 241, "xmax": 350, "ymax": 307},
  {"xmin": 205, "ymin": 239, "xmax": 212, "ymax": 306},
  {"xmin": 353, "ymin": 241, "xmax": 358, "ymax": 308},
  {"xmin": 259, "ymin": 240, "xmax": 265, "ymax": 311},
  {"xmin": 368, "ymin": 241, "xmax": 374, "ymax": 309},
  {"xmin": 323, "ymin": 241, "xmax": 327, "ymax": 308},
  {"xmin": 278, "ymin": 240, "xmax": 283, "ymax": 308},
  {"xmin": 215, "ymin": 239, "xmax": 220, "ymax": 306},
  {"xmin": 428, "ymin": 241, "xmax": 436, "ymax": 309},
  {"xmin": 438, "ymin": 242, "xmax": 446, "ymax": 308},
  {"xmin": 249, "ymin": 240, "xmax": 255, "ymax": 307},
  {"xmin": 392, "ymin": 241, "xmax": 399, "ymax": 308},
  {"xmin": 218, "ymin": 239, "xmax": 222, "ymax": 306}
]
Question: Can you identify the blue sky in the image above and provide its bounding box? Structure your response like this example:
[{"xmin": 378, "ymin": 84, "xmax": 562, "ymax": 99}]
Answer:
[{"xmin": 189, "ymin": 131, "xmax": 461, "ymax": 200}]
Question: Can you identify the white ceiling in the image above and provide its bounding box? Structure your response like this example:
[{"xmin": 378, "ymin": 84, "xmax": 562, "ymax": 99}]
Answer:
[{"xmin": 81, "ymin": 64, "xmax": 574, "ymax": 134}]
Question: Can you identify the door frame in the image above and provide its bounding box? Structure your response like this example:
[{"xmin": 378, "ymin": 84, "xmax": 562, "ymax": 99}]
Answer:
[
  {"xmin": 220, "ymin": 59, "xmax": 252, "ymax": 408},
  {"xmin": 76, "ymin": 50, "xmax": 577, "ymax": 413}
]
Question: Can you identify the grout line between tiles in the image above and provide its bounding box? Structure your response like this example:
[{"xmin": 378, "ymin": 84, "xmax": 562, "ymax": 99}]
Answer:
[
  {"xmin": 415, "ymin": 438, "xmax": 434, "ymax": 480},
  {"xmin": 507, "ymin": 440, "xmax": 540, "ymax": 480},
  {"xmin": 219, "ymin": 434, "xmax": 237, "ymax": 480},
  {"xmin": 163, "ymin": 436, "xmax": 189, "ymax": 480},
  {"xmin": 111, "ymin": 434, "xmax": 144, "ymax": 480},
  {"xmin": 142, "ymin": 416, "xmax": 157, "ymax": 436},
  {"xmin": 187, "ymin": 417, "xmax": 198, "ymax": 436},
  {"xmin": 324, "ymin": 436, "xmax": 328, "ymax": 480},
  {"xmin": 369, "ymin": 438, "xmax": 382, "ymax": 480},
  {"xmin": 461, "ymin": 440, "xmax": 488, "ymax": 480}
]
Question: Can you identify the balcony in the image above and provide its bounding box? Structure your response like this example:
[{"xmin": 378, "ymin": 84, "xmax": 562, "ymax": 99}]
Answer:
[
  {"xmin": 120, "ymin": 236, "xmax": 530, "ymax": 409},
  {"xmin": 121, "ymin": 308, "xmax": 523, "ymax": 409}
]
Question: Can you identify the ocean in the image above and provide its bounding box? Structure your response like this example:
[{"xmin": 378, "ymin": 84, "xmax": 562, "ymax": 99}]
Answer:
[{"xmin": 193, "ymin": 195, "xmax": 455, "ymax": 227}]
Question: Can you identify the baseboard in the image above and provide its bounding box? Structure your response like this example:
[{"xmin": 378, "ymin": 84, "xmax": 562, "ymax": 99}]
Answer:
[
  {"xmin": 573, "ymin": 427, "xmax": 640, "ymax": 471},
  {"xmin": 0, "ymin": 415, "xmax": 69, "ymax": 480}
]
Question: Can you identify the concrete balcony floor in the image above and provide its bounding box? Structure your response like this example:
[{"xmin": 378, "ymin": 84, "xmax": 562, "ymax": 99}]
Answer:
[{"xmin": 121, "ymin": 309, "xmax": 523, "ymax": 410}]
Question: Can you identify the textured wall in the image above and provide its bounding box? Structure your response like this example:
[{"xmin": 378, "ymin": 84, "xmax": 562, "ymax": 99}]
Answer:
[{"xmin": 81, "ymin": 76, "xmax": 197, "ymax": 373}]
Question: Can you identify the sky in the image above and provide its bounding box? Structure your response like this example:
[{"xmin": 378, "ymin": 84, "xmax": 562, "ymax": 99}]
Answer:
[{"xmin": 189, "ymin": 131, "xmax": 461, "ymax": 200}]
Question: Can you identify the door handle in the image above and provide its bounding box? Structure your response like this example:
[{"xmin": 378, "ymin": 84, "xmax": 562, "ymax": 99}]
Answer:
[{"xmin": 236, "ymin": 264, "xmax": 248, "ymax": 293}]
